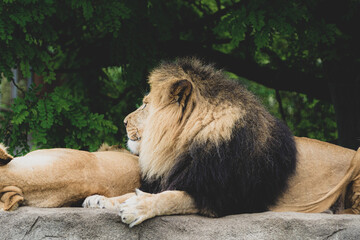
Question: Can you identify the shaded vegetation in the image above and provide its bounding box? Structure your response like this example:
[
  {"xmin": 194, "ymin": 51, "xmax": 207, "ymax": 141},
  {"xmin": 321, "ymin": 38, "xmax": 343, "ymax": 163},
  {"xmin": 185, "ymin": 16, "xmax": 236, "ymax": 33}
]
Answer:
[{"xmin": 0, "ymin": 0, "xmax": 358, "ymax": 154}]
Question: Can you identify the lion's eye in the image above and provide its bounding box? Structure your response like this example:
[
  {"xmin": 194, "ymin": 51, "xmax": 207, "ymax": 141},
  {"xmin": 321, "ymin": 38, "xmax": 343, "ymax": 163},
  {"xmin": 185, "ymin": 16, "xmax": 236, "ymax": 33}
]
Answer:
[{"xmin": 141, "ymin": 103, "xmax": 147, "ymax": 110}]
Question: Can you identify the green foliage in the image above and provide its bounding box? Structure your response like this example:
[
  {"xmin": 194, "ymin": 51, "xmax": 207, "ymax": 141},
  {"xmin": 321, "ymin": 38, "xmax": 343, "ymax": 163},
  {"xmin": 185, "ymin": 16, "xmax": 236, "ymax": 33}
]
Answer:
[
  {"xmin": 214, "ymin": 0, "xmax": 340, "ymax": 54},
  {"xmin": 1, "ymin": 0, "xmax": 357, "ymax": 153},
  {"xmin": 0, "ymin": 1, "xmax": 145, "ymax": 154},
  {"xmin": 229, "ymin": 74, "xmax": 338, "ymax": 143},
  {"xmin": 282, "ymin": 94, "xmax": 338, "ymax": 142},
  {"xmin": 0, "ymin": 0, "xmax": 132, "ymax": 83},
  {"xmin": 244, "ymin": 80, "xmax": 338, "ymax": 142},
  {"xmin": 1, "ymin": 84, "xmax": 117, "ymax": 155}
]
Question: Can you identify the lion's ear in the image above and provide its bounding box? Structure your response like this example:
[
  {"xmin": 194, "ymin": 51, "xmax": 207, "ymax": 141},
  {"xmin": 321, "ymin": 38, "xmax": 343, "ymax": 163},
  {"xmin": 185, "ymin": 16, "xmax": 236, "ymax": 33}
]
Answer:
[{"xmin": 170, "ymin": 80, "xmax": 192, "ymax": 107}]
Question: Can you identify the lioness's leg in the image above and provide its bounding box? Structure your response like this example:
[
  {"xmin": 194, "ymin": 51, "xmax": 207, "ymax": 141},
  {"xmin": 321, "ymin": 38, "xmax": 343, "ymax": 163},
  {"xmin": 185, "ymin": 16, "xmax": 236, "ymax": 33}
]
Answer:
[
  {"xmin": 83, "ymin": 192, "xmax": 135, "ymax": 210},
  {"xmin": 341, "ymin": 177, "xmax": 360, "ymax": 214},
  {"xmin": 341, "ymin": 149, "xmax": 360, "ymax": 214},
  {"xmin": 0, "ymin": 186, "xmax": 24, "ymax": 211},
  {"xmin": 119, "ymin": 189, "xmax": 198, "ymax": 227}
]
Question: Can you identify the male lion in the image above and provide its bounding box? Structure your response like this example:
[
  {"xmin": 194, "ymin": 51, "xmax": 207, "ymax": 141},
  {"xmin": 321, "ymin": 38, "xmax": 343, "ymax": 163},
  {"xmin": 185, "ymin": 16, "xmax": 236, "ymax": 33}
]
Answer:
[
  {"xmin": 0, "ymin": 144, "xmax": 140, "ymax": 211},
  {"xmin": 86, "ymin": 58, "xmax": 297, "ymax": 226},
  {"xmin": 84, "ymin": 58, "xmax": 360, "ymax": 227}
]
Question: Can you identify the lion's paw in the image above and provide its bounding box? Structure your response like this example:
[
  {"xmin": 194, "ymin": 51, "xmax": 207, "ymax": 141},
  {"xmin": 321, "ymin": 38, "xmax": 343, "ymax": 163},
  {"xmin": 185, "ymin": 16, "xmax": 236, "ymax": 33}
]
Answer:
[
  {"xmin": 118, "ymin": 189, "xmax": 155, "ymax": 228},
  {"xmin": 83, "ymin": 195, "xmax": 109, "ymax": 209}
]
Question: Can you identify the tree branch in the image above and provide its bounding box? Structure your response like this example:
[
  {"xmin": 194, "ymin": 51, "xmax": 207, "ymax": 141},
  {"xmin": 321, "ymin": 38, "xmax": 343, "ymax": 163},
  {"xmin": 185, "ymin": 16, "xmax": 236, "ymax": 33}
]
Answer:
[
  {"xmin": 11, "ymin": 78, "xmax": 26, "ymax": 95},
  {"xmin": 179, "ymin": 1, "xmax": 244, "ymax": 32},
  {"xmin": 215, "ymin": 0, "xmax": 221, "ymax": 11},
  {"xmin": 275, "ymin": 90, "xmax": 286, "ymax": 122},
  {"xmin": 160, "ymin": 40, "xmax": 332, "ymax": 102}
]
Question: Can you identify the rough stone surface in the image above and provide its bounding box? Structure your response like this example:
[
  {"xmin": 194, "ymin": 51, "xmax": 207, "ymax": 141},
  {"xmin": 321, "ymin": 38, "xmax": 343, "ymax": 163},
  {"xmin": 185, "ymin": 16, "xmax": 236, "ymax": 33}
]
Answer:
[{"xmin": 1, "ymin": 207, "xmax": 360, "ymax": 240}]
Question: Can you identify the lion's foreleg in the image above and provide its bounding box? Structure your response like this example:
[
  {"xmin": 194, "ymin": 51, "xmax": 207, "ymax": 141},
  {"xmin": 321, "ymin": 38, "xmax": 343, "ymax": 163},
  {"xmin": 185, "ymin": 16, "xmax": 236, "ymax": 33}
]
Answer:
[
  {"xmin": 119, "ymin": 189, "xmax": 198, "ymax": 227},
  {"xmin": 83, "ymin": 192, "xmax": 135, "ymax": 210}
]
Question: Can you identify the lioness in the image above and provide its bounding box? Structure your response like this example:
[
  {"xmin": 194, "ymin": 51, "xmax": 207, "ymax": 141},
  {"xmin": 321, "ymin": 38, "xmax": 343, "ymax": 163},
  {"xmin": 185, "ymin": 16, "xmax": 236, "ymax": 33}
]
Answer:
[
  {"xmin": 83, "ymin": 58, "xmax": 360, "ymax": 227},
  {"xmin": 0, "ymin": 144, "xmax": 140, "ymax": 211}
]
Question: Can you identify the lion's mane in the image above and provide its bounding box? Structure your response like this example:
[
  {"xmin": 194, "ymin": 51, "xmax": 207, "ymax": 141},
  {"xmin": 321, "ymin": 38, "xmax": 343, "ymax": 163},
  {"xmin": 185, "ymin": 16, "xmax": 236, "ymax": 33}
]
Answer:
[{"xmin": 138, "ymin": 58, "xmax": 297, "ymax": 217}]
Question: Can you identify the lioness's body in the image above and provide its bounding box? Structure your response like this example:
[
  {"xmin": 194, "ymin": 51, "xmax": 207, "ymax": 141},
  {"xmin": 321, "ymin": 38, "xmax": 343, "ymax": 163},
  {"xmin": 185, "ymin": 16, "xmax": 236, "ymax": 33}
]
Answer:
[
  {"xmin": 272, "ymin": 137, "xmax": 360, "ymax": 214},
  {"xmin": 0, "ymin": 147, "xmax": 140, "ymax": 211},
  {"xmin": 1, "ymin": 137, "xmax": 360, "ymax": 216}
]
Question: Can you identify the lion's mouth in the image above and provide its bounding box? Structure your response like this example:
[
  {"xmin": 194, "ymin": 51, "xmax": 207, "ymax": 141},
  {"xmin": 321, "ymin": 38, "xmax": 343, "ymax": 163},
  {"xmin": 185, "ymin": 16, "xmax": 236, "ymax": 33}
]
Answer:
[
  {"xmin": 129, "ymin": 136, "xmax": 141, "ymax": 141},
  {"xmin": 127, "ymin": 129, "xmax": 142, "ymax": 141}
]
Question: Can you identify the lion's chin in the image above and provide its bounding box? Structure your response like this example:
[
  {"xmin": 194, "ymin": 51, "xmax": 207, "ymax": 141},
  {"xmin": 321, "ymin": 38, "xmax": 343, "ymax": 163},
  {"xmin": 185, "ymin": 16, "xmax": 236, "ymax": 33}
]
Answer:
[{"xmin": 127, "ymin": 139, "xmax": 140, "ymax": 156}]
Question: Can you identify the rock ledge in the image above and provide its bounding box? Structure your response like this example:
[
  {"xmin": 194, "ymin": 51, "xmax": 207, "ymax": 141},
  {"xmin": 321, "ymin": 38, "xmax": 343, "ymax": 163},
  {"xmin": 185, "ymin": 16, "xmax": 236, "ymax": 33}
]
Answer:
[{"xmin": 1, "ymin": 207, "xmax": 360, "ymax": 239}]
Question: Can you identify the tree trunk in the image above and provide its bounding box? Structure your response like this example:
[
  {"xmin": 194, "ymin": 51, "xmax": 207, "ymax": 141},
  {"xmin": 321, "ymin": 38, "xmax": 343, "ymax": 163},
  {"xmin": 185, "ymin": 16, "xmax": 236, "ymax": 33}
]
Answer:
[{"xmin": 329, "ymin": 82, "xmax": 360, "ymax": 150}]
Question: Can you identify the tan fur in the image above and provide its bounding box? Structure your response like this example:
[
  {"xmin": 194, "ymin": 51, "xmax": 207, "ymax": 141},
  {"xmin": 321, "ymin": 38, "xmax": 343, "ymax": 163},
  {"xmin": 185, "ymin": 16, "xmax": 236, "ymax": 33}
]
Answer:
[
  {"xmin": 0, "ymin": 186, "xmax": 24, "ymax": 211},
  {"xmin": 119, "ymin": 190, "xmax": 198, "ymax": 227},
  {"xmin": 272, "ymin": 137, "xmax": 360, "ymax": 214},
  {"xmin": 0, "ymin": 146, "xmax": 140, "ymax": 211}
]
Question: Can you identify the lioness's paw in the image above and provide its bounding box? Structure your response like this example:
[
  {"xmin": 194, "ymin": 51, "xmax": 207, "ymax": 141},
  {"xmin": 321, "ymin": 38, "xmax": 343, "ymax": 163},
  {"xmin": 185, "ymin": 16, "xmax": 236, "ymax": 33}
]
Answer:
[
  {"xmin": 119, "ymin": 189, "xmax": 155, "ymax": 228},
  {"xmin": 83, "ymin": 195, "xmax": 109, "ymax": 209}
]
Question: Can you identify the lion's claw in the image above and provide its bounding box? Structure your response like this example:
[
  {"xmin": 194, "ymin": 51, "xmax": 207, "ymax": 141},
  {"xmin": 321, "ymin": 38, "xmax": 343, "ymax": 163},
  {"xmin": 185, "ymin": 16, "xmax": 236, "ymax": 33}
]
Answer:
[
  {"xmin": 118, "ymin": 190, "xmax": 155, "ymax": 227},
  {"xmin": 83, "ymin": 195, "xmax": 107, "ymax": 209}
]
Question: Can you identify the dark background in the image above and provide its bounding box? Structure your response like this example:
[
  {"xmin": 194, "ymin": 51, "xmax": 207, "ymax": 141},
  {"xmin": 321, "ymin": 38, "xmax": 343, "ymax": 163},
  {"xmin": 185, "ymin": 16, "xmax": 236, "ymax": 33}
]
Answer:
[{"xmin": 0, "ymin": 0, "xmax": 359, "ymax": 155}]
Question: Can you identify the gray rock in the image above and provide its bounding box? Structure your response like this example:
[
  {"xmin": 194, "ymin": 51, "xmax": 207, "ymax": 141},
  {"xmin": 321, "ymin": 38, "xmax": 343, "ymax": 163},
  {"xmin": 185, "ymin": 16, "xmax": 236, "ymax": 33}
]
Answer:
[{"xmin": 1, "ymin": 207, "xmax": 360, "ymax": 240}]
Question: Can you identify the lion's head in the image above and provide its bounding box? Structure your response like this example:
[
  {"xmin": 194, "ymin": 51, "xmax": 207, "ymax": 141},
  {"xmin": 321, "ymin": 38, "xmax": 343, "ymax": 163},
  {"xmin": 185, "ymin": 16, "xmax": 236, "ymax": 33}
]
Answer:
[
  {"xmin": 125, "ymin": 57, "xmax": 296, "ymax": 216},
  {"xmin": 124, "ymin": 100, "xmax": 149, "ymax": 156},
  {"xmin": 126, "ymin": 59, "xmax": 248, "ymax": 175}
]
